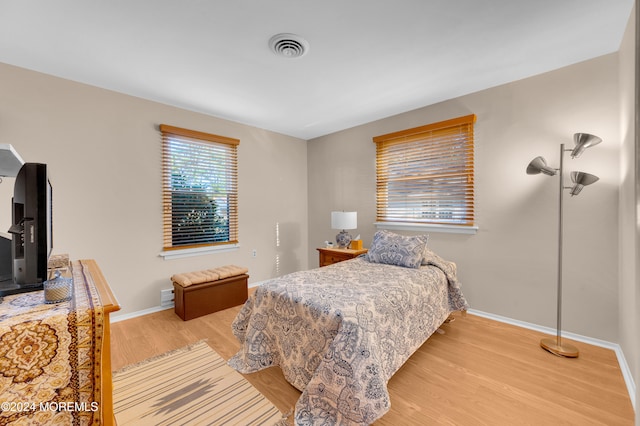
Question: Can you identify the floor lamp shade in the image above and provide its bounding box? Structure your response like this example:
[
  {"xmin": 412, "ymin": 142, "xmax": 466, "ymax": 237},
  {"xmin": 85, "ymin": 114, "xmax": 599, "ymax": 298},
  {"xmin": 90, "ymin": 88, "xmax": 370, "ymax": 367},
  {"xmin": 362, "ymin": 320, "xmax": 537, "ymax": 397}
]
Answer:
[
  {"xmin": 526, "ymin": 156, "xmax": 557, "ymax": 176},
  {"xmin": 331, "ymin": 211, "xmax": 357, "ymax": 248},
  {"xmin": 569, "ymin": 171, "xmax": 599, "ymax": 196},
  {"xmin": 571, "ymin": 133, "xmax": 602, "ymax": 158}
]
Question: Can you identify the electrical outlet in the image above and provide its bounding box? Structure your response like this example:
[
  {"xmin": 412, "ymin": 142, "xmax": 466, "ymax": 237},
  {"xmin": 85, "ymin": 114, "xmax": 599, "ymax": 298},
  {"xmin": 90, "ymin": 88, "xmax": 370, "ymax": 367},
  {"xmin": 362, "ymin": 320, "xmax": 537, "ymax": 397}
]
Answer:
[
  {"xmin": 252, "ymin": 249, "xmax": 257, "ymax": 258},
  {"xmin": 160, "ymin": 288, "xmax": 174, "ymax": 307}
]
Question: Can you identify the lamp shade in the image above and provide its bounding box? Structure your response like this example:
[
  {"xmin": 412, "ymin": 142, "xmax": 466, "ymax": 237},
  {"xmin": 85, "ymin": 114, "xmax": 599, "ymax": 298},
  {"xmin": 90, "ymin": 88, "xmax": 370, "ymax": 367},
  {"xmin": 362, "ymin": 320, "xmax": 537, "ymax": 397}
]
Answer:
[
  {"xmin": 571, "ymin": 133, "xmax": 602, "ymax": 158},
  {"xmin": 526, "ymin": 156, "xmax": 557, "ymax": 176},
  {"xmin": 331, "ymin": 211, "xmax": 357, "ymax": 230},
  {"xmin": 569, "ymin": 171, "xmax": 599, "ymax": 196}
]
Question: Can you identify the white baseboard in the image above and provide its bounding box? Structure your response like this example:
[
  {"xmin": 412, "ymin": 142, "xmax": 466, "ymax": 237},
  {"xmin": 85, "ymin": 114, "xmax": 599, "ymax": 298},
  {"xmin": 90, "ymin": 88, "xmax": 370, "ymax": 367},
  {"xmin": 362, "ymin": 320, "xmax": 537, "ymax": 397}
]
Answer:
[
  {"xmin": 110, "ymin": 304, "xmax": 173, "ymax": 323},
  {"xmin": 469, "ymin": 309, "xmax": 636, "ymax": 412}
]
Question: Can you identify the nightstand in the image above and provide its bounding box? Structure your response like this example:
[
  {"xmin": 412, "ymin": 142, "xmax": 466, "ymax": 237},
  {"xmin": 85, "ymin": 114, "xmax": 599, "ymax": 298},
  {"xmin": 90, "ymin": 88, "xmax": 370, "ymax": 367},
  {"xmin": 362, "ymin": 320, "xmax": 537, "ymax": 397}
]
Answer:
[{"xmin": 317, "ymin": 247, "xmax": 368, "ymax": 267}]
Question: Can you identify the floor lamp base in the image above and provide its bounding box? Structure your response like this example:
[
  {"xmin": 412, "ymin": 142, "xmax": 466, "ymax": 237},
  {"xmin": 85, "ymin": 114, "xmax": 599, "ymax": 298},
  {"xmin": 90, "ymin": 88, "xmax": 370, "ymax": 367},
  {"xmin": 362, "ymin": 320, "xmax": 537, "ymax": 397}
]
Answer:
[{"xmin": 540, "ymin": 337, "xmax": 579, "ymax": 358}]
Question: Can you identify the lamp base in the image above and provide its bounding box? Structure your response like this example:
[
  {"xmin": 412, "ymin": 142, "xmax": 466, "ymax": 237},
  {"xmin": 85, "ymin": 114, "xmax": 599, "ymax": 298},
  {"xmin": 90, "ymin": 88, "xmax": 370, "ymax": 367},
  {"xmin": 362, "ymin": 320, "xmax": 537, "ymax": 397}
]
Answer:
[
  {"xmin": 540, "ymin": 337, "xmax": 579, "ymax": 358},
  {"xmin": 335, "ymin": 230, "xmax": 352, "ymax": 249}
]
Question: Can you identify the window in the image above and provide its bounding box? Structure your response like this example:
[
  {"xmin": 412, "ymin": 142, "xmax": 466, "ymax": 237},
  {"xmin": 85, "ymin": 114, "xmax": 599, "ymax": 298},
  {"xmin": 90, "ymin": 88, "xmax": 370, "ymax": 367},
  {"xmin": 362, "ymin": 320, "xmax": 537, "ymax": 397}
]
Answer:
[
  {"xmin": 160, "ymin": 124, "xmax": 239, "ymax": 252},
  {"xmin": 373, "ymin": 114, "xmax": 476, "ymax": 232}
]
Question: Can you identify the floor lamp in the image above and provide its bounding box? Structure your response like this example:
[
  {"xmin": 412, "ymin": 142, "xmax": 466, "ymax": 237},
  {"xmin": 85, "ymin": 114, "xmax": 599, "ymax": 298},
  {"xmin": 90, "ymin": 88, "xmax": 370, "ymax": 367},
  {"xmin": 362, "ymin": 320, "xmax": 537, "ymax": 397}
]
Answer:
[{"xmin": 526, "ymin": 133, "xmax": 602, "ymax": 358}]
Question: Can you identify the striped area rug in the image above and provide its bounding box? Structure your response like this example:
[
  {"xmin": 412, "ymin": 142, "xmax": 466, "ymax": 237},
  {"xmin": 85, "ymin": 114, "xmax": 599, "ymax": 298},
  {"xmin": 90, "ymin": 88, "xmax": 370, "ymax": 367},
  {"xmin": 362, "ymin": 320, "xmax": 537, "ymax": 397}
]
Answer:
[{"xmin": 113, "ymin": 341, "xmax": 286, "ymax": 426}]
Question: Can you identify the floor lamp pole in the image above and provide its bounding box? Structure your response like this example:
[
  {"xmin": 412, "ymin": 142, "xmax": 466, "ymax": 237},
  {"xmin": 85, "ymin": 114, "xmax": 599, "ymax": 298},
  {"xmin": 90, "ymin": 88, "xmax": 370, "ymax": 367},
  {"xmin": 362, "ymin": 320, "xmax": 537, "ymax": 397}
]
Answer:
[{"xmin": 540, "ymin": 143, "xmax": 579, "ymax": 358}]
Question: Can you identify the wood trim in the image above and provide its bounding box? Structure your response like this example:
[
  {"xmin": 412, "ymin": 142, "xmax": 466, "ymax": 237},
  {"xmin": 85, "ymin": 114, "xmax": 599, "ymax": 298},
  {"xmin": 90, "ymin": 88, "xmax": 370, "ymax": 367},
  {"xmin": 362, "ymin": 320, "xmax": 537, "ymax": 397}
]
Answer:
[
  {"xmin": 159, "ymin": 124, "xmax": 240, "ymax": 146},
  {"xmin": 372, "ymin": 114, "xmax": 476, "ymax": 143},
  {"xmin": 79, "ymin": 259, "xmax": 120, "ymax": 426},
  {"xmin": 81, "ymin": 259, "xmax": 119, "ymax": 314}
]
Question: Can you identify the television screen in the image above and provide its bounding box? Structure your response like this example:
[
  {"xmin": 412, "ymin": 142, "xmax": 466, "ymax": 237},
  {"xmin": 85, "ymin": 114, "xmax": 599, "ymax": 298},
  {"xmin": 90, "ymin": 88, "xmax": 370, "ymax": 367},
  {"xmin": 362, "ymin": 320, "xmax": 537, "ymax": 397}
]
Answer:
[{"xmin": 0, "ymin": 163, "xmax": 52, "ymax": 295}]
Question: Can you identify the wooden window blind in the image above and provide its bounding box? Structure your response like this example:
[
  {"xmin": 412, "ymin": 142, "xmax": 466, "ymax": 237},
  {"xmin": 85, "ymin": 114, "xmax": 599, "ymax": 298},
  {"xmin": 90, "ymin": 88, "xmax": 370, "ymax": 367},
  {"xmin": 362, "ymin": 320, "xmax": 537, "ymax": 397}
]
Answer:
[
  {"xmin": 373, "ymin": 114, "xmax": 476, "ymax": 227},
  {"xmin": 160, "ymin": 124, "xmax": 239, "ymax": 251}
]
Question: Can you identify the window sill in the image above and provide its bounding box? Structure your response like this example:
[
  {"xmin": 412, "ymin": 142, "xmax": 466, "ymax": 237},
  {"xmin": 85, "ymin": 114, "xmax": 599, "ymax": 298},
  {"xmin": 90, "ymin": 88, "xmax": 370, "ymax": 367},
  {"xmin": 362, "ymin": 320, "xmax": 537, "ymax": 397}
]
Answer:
[
  {"xmin": 159, "ymin": 244, "xmax": 240, "ymax": 260},
  {"xmin": 374, "ymin": 222, "xmax": 478, "ymax": 235}
]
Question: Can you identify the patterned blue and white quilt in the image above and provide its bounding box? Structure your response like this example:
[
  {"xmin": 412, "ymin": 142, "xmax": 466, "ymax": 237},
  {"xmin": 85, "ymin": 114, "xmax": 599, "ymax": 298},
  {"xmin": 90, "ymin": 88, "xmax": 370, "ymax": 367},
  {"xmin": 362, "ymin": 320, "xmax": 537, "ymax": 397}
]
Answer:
[{"xmin": 229, "ymin": 250, "xmax": 468, "ymax": 425}]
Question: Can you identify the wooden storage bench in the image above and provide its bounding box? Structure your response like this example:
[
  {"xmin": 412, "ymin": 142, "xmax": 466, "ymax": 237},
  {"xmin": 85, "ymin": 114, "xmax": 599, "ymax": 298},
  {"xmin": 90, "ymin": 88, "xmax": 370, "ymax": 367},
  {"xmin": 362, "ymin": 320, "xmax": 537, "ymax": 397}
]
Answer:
[{"xmin": 171, "ymin": 265, "xmax": 249, "ymax": 321}]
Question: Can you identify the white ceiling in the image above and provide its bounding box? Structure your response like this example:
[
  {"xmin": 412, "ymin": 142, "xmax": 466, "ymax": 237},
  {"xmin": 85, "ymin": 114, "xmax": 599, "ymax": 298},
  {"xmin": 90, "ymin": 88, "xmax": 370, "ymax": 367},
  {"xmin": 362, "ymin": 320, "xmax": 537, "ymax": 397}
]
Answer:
[{"xmin": 0, "ymin": 1, "xmax": 634, "ymax": 140}]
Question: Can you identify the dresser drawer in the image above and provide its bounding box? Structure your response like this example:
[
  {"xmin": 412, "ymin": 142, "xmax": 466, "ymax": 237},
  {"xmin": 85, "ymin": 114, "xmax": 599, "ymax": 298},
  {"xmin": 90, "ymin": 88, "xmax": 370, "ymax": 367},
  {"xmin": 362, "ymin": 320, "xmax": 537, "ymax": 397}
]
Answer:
[
  {"xmin": 317, "ymin": 247, "xmax": 368, "ymax": 267},
  {"xmin": 321, "ymin": 252, "xmax": 348, "ymax": 266}
]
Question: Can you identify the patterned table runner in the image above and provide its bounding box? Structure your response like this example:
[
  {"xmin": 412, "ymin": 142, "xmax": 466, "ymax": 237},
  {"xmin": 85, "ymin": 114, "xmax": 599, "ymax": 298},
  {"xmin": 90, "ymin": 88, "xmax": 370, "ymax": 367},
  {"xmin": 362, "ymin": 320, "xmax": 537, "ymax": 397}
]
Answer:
[{"xmin": 0, "ymin": 261, "xmax": 105, "ymax": 425}]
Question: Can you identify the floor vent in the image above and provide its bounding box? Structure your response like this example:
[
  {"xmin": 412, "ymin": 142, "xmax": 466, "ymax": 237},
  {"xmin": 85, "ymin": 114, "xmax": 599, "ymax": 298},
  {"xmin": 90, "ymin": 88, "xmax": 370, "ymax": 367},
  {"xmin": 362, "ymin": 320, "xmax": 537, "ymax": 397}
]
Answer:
[{"xmin": 160, "ymin": 288, "xmax": 174, "ymax": 308}]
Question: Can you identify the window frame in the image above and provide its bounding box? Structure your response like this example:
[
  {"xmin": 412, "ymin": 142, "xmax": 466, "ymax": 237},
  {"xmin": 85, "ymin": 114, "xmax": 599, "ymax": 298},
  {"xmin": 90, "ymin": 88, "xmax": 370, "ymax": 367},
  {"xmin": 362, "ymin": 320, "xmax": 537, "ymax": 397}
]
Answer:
[
  {"xmin": 159, "ymin": 124, "xmax": 240, "ymax": 259},
  {"xmin": 372, "ymin": 114, "xmax": 478, "ymax": 234}
]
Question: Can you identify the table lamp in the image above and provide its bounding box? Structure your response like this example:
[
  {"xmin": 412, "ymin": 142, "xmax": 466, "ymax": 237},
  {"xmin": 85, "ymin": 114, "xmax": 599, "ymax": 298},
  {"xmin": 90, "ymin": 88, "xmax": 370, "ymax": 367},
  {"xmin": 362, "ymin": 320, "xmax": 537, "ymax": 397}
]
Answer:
[{"xmin": 331, "ymin": 211, "xmax": 357, "ymax": 248}]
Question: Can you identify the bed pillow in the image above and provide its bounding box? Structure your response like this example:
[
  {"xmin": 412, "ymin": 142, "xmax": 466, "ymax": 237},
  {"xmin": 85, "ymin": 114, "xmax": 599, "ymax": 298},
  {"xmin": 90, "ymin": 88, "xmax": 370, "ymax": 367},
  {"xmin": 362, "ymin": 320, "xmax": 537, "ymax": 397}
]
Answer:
[{"xmin": 365, "ymin": 230, "xmax": 427, "ymax": 268}]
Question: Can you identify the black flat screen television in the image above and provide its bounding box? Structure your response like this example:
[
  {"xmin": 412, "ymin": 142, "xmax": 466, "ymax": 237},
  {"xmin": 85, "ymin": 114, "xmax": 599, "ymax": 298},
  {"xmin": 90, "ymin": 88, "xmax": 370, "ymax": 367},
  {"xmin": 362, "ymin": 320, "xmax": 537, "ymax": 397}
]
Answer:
[{"xmin": 0, "ymin": 163, "xmax": 52, "ymax": 296}]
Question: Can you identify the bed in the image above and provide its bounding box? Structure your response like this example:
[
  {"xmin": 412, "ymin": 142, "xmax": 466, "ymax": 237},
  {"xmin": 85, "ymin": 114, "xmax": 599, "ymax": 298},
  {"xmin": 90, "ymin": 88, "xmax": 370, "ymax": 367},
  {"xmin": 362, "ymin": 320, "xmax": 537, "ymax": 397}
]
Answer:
[{"xmin": 228, "ymin": 231, "xmax": 469, "ymax": 425}]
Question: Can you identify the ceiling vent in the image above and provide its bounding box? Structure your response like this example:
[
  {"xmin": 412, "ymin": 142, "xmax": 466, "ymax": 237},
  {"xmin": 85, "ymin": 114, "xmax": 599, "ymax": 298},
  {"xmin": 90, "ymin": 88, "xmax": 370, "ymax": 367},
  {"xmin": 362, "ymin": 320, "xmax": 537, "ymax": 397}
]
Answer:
[{"xmin": 269, "ymin": 33, "xmax": 309, "ymax": 58}]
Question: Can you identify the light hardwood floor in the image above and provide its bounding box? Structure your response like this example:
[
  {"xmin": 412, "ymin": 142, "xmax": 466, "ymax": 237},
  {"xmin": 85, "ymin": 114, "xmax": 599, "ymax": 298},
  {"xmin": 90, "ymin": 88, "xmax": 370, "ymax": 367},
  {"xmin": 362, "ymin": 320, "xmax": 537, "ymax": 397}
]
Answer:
[{"xmin": 111, "ymin": 303, "xmax": 634, "ymax": 425}]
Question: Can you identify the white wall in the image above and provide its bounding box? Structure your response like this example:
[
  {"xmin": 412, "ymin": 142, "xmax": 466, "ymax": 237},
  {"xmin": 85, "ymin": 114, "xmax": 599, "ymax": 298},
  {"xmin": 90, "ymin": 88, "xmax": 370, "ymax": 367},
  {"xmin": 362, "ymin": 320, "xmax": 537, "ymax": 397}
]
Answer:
[
  {"xmin": 0, "ymin": 62, "xmax": 309, "ymax": 317},
  {"xmin": 619, "ymin": 1, "xmax": 639, "ymax": 414},
  {"xmin": 308, "ymin": 54, "xmax": 621, "ymax": 342},
  {"xmin": 635, "ymin": 3, "xmax": 640, "ymax": 418}
]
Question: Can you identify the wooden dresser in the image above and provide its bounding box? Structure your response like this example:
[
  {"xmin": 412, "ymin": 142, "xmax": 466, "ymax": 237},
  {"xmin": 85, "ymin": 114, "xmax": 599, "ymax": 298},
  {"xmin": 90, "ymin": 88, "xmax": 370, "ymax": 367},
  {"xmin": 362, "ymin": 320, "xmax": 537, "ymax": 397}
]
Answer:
[
  {"xmin": 0, "ymin": 259, "xmax": 120, "ymax": 425},
  {"xmin": 83, "ymin": 259, "xmax": 121, "ymax": 426},
  {"xmin": 317, "ymin": 247, "xmax": 368, "ymax": 267}
]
